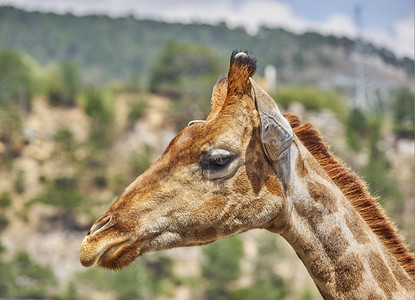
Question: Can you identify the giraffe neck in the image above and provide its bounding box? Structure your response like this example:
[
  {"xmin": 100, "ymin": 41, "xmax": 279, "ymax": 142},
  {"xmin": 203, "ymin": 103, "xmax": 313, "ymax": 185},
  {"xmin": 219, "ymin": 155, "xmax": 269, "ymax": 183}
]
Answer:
[{"xmin": 268, "ymin": 139, "xmax": 414, "ymax": 299}]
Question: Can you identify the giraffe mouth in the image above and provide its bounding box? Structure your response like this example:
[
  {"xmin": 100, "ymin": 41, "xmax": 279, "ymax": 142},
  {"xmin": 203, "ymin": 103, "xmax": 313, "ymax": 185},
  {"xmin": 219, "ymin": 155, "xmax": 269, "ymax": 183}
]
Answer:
[
  {"xmin": 96, "ymin": 242, "xmax": 140, "ymax": 269},
  {"xmin": 80, "ymin": 236, "xmax": 137, "ymax": 269}
]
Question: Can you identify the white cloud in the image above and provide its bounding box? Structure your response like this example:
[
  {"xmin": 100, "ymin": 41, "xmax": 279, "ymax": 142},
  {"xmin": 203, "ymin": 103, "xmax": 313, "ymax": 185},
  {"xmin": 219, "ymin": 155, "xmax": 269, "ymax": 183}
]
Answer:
[
  {"xmin": 311, "ymin": 14, "xmax": 358, "ymax": 37},
  {"xmin": 392, "ymin": 13, "xmax": 414, "ymax": 58},
  {"xmin": 0, "ymin": 0, "xmax": 413, "ymax": 58},
  {"xmin": 225, "ymin": 0, "xmax": 309, "ymax": 34},
  {"xmin": 360, "ymin": 13, "xmax": 414, "ymax": 58}
]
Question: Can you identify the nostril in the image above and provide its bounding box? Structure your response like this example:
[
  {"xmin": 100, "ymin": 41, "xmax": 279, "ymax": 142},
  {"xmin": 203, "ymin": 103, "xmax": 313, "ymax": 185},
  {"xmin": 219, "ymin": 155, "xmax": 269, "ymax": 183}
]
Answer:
[{"xmin": 88, "ymin": 215, "xmax": 112, "ymax": 236}]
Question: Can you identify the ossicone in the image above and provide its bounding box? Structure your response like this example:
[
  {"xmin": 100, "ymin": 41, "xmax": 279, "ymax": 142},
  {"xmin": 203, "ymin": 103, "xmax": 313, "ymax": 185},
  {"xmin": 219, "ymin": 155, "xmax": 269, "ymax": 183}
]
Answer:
[{"xmin": 227, "ymin": 50, "xmax": 257, "ymax": 95}]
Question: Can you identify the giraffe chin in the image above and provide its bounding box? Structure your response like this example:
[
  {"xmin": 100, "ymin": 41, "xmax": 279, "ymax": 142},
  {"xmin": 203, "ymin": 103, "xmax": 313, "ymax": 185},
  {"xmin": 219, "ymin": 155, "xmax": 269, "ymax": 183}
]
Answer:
[{"xmin": 96, "ymin": 243, "xmax": 140, "ymax": 270}]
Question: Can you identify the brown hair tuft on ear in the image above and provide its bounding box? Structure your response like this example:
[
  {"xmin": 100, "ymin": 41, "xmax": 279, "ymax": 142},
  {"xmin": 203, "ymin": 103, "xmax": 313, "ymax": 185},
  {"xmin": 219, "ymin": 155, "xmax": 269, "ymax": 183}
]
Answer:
[
  {"xmin": 230, "ymin": 50, "xmax": 257, "ymax": 75},
  {"xmin": 227, "ymin": 50, "xmax": 257, "ymax": 96}
]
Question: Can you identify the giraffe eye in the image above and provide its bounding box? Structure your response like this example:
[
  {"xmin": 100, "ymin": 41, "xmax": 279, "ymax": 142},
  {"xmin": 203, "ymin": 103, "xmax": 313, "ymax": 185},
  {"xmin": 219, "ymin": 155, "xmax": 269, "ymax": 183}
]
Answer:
[
  {"xmin": 211, "ymin": 155, "xmax": 231, "ymax": 167},
  {"xmin": 200, "ymin": 149, "xmax": 239, "ymax": 180}
]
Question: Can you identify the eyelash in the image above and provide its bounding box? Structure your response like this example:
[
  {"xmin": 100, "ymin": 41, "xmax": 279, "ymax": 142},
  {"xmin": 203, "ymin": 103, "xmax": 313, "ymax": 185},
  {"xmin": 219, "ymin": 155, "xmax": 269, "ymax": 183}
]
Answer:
[
  {"xmin": 200, "ymin": 150, "xmax": 238, "ymax": 180},
  {"xmin": 203, "ymin": 155, "xmax": 233, "ymax": 170}
]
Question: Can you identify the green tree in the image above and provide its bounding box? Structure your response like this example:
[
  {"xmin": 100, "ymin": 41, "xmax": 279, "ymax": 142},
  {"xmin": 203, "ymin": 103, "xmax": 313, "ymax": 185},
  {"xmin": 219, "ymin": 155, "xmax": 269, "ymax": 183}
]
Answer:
[
  {"xmin": 346, "ymin": 107, "xmax": 368, "ymax": 151},
  {"xmin": 83, "ymin": 87, "xmax": 114, "ymax": 149},
  {"xmin": 391, "ymin": 87, "xmax": 414, "ymax": 139},
  {"xmin": 13, "ymin": 169, "xmax": 25, "ymax": 194},
  {"xmin": 0, "ymin": 260, "xmax": 16, "ymax": 296},
  {"xmin": 292, "ymin": 51, "xmax": 308, "ymax": 70},
  {"xmin": 48, "ymin": 61, "xmax": 80, "ymax": 107},
  {"xmin": 201, "ymin": 236, "xmax": 244, "ymax": 300},
  {"xmin": 53, "ymin": 128, "xmax": 76, "ymax": 161},
  {"xmin": 233, "ymin": 234, "xmax": 287, "ymax": 299},
  {"xmin": 0, "ymin": 104, "xmax": 24, "ymax": 160},
  {"xmin": 274, "ymin": 86, "xmax": 347, "ymax": 122},
  {"xmin": 28, "ymin": 177, "xmax": 86, "ymax": 230},
  {"xmin": 127, "ymin": 95, "xmax": 149, "ymax": 126},
  {"xmin": 149, "ymin": 42, "xmax": 223, "ymax": 129},
  {"xmin": 0, "ymin": 251, "xmax": 57, "ymax": 298},
  {"xmin": 0, "ymin": 50, "xmax": 34, "ymax": 111},
  {"xmin": 123, "ymin": 72, "xmax": 142, "ymax": 93},
  {"xmin": 75, "ymin": 255, "xmax": 175, "ymax": 299},
  {"xmin": 361, "ymin": 117, "xmax": 401, "ymax": 210},
  {"xmin": 0, "ymin": 192, "xmax": 11, "ymax": 233},
  {"xmin": 149, "ymin": 42, "xmax": 221, "ymax": 97},
  {"xmin": 0, "ymin": 191, "xmax": 11, "ymax": 208},
  {"xmin": 232, "ymin": 275, "xmax": 286, "ymax": 300}
]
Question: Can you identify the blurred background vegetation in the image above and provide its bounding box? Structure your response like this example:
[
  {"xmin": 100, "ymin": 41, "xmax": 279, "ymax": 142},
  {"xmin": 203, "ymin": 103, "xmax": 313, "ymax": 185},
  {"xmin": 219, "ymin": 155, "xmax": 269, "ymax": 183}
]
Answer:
[{"xmin": 0, "ymin": 6, "xmax": 413, "ymax": 300}]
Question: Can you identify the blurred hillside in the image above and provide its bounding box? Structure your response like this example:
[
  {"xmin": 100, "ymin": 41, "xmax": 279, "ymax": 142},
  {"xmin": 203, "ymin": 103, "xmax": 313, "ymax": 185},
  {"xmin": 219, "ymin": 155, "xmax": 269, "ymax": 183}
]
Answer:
[
  {"xmin": 0, "ymin": 6, "xmax": 413, "ymax": 87},
  {"xmin": 0, "ymin": 5, "xmax": 414, "ymax": 300}
]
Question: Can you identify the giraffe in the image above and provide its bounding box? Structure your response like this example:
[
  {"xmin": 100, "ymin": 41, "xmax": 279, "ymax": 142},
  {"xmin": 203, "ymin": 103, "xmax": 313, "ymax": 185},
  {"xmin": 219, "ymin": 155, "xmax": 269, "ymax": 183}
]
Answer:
[{"xmin": 80, "ymin": 50, "xmax": 414, "ymax": 299}]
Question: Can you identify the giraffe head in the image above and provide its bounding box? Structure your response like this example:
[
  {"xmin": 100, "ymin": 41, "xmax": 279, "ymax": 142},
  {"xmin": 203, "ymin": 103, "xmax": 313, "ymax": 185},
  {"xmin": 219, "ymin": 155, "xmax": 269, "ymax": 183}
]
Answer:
[{"xmin": 80, "ymin": 50, "xmax": 293, "ymax": 269}]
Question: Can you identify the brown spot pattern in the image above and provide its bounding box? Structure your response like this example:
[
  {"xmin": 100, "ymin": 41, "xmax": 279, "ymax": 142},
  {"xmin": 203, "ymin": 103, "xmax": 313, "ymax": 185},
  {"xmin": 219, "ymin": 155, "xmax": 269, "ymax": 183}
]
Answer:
[
  {"xmin": 335, "ymin": 254, "xmax": 364, "ymax": 293},
  {"xmin": 194, "ymin": 195, "xmax": 230, "ymax": 222},
  {"xmin": 305, "ymin": 155, "xmax": 332, "ymax": 182},
  {"xmin": 287, "ymin": 113, "xmax": 414, "ymax": 277},
  {"xmin": 310, "ymin": 257, "xmax": 332, "ymax": 283},
  {"xmin": 234, "ymin": 173, "xmax": 252, "ymax": 195},
  {"xmin": 194, "ymin": 226, "xmax": 218, "ymax": 241},
  {"xmin": 320, "ymin": 227, "xmax": 349, "ymax": 261},
  {"xmin": 237, "ymin": 197, "xmax": 267, "ymax": 222},
  {"xmin": 388, "ymin": 255, "xmax": 414, "ymax": 292},
  {"xmin": 367, "ymin": 292, "xmax": 383, "ymax": 300},
  {"xmin": 369, "ymin": 252, "xmax": 397, "ymax": 298},
  {"xmin": 245, "ymin": 130, "xmax": 265, "ymax": 195},
  {"xmin": 306, "ymin": 205, "xmax": 325, "ymax": 231},
  {"xmin": 296, "ymin": 153, "xmax": 308, "ymax": 178},
  {"xmin": 301, "ymin": 240, "xmax": 315, "ymax": 256},
  {"xmin": 307, "ymin": 181, "xmax": 338, "ymax": 213},
  {"xmin": 345, "ymin": 212, "xmax": 370, "ymax": 244},
  {"xmin": 264, "ymin": 176, "xmax": 282, "ymax": 196}
]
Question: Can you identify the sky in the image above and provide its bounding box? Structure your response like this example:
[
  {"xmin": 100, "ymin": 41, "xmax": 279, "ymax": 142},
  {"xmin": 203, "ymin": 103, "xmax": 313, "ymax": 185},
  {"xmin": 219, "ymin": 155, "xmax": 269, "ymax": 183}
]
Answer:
[{"xmin": 0, "ymin": 0, "xmax": 414, "ymax": 58}]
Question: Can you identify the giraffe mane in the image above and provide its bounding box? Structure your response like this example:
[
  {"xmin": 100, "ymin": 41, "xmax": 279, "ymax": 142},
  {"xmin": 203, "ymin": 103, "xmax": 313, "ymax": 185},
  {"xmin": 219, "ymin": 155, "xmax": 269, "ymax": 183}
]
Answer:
[{"xmin": 284, "ymin": 113, "xmax": 415, "ymax": 277}]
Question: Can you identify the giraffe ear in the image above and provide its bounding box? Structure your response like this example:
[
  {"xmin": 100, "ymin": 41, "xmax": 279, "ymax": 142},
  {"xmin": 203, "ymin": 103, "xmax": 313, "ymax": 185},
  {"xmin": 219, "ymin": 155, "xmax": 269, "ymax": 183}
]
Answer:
[{"xmin": 250, "ymin": 78, "xmax": 293, "ymax": 190}]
